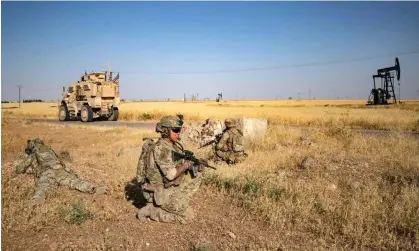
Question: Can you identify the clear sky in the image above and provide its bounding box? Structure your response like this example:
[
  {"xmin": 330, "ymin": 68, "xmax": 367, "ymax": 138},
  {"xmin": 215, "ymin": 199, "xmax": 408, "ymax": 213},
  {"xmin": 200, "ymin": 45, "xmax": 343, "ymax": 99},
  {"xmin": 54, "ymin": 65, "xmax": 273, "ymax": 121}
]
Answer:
[{"xmin": 2, "ymin": 1, "xmax": 419, "ymax": 101}]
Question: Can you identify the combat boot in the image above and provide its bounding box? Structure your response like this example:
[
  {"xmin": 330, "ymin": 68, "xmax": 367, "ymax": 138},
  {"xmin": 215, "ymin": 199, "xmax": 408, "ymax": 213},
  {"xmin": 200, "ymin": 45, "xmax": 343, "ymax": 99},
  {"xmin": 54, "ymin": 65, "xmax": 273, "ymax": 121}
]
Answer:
[
  {"xmin": 93, "ymin": 185, "xmax": 108, "ymax": 195},
  {"xmin": 137, "ymin": 203, "xmax": 153, "ymax": 221}
]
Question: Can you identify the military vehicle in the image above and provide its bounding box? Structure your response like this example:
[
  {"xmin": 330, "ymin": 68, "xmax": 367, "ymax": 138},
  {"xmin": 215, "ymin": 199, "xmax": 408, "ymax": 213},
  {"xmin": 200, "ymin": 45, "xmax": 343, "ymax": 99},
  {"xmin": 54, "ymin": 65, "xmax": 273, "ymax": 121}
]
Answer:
[{"xmin": 59, "ymin": 69, "xmax": 120, "ymax": 122}]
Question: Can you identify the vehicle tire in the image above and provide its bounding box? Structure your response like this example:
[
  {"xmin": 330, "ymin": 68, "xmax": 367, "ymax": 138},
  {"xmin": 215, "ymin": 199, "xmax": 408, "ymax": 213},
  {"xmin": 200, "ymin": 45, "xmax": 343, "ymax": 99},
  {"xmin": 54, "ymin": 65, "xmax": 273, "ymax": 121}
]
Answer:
[
  {"xmin": 80, "ymin": 105, "xmax": 93, "ymax": 122},
  {"xmin": 108, "ymin": 108, "xmax": 119, "ymax": 121},
  {"xmin": 59, "ymin": 105, "xmax": 70, "ymax": 121}
]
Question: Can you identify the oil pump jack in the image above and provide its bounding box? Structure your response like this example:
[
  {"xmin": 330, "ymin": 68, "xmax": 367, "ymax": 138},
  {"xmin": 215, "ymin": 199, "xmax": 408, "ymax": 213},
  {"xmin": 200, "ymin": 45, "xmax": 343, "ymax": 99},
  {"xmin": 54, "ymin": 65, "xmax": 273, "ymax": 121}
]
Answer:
[
  {"xmin": 367, "ymin": 57, "xmax": 401, "ymax": 105},
  {"xmin": 216, "ymin": 93, "xmax": 223, "ymax": 102}
]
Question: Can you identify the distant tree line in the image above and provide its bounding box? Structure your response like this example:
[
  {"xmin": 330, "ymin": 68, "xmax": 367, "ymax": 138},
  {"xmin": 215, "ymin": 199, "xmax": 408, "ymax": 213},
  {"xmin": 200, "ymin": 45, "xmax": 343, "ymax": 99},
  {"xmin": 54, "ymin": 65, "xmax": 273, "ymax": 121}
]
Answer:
[
  {"xmin": 2, "ymin": 99, "xmax": 61, "ymax": 103},
  {"xmin": 23, "ymin": 99, "xmax": 44, "ymax": 103}
]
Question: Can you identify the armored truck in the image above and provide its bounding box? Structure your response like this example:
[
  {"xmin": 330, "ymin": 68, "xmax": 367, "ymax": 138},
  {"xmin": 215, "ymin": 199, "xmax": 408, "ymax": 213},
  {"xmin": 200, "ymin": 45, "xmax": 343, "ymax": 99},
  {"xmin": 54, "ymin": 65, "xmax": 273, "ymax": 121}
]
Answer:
[{"xmin": 59, "ymin": 70, "xmax": 120, "ymax": 122}]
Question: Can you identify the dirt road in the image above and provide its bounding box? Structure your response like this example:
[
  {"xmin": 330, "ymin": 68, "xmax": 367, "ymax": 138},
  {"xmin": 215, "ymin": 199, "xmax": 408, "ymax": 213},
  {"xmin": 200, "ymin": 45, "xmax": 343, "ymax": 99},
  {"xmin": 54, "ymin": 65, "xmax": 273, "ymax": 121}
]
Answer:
[{"xmin": 26, "ymin": 118, "xmax": 157, "ymax": 129}]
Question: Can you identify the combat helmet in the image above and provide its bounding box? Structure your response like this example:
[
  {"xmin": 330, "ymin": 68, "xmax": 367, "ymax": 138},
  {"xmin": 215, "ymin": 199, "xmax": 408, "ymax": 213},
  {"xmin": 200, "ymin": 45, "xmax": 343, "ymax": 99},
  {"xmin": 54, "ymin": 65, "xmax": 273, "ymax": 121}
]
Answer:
[
  {"xmin": 25, "ymin": 138, "xmax": 45, "ymax": 154},
  {"xmin": 224, "ymin": 118, "xmax": 237, "ymax": 128},
  {"xmin": 155, "ymin": 115, "xmax": 184, "ymax": 137}
]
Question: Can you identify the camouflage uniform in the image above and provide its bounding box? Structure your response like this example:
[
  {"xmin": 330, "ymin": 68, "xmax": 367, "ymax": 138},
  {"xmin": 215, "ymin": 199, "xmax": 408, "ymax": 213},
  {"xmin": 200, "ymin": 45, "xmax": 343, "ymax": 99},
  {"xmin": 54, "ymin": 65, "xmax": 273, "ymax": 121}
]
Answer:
[
  {"xmin": 213, "ymin": 118, "xmax": 247, "ymax": 164},
  {"xmin": 199, "ymin": 118, "xmax": 224, "ymax": 148},
  {"xmin": 137, "ymin": 115, "xmax": 203, "ymax": 224},
  {"xmin": 15, "ymin": 138, "xmax": 108, "ymax": 203}
]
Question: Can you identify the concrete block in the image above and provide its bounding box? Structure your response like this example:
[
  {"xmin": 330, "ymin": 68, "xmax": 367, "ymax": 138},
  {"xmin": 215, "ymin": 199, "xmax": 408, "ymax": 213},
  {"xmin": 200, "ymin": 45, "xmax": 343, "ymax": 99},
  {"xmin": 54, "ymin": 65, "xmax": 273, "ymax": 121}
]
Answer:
[{"xmin": 236, "ymin": 117, "xmax": 268, "ymax": 138}]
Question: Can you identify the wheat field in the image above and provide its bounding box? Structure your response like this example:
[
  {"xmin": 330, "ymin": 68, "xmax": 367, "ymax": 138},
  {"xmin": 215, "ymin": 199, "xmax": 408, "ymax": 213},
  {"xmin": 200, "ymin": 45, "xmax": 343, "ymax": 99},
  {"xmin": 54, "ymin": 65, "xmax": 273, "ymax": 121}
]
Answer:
[{"xmin": 2, "ymin": 99, "xmax": 419, "ymax": 131}]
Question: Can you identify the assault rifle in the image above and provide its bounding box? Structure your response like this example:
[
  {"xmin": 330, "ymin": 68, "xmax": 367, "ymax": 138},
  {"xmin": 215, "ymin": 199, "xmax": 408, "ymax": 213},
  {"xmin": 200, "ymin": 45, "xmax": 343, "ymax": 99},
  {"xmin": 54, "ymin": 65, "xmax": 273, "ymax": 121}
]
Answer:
[
  {"xmin": 172, "ymin": 150, "xmax": 217, "ymax": 177},
  {"xmin": 198, "ymin": 133, "xmax": 222, "ymax": 149}
]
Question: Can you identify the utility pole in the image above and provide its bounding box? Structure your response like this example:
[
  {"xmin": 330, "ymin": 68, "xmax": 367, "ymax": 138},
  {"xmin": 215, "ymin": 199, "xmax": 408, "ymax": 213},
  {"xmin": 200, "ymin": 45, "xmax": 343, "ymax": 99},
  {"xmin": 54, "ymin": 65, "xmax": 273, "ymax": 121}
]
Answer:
[
  {"xmin": 417, "ymin": 90, "xmax": 418, "ymax": 100},
  {"xmin": 17, "ymin": 85, "xmax": 23, "ymax": 108},
  {"xmin": 309, "ymin": 89, "xmax": 311, "ymax": 101}
]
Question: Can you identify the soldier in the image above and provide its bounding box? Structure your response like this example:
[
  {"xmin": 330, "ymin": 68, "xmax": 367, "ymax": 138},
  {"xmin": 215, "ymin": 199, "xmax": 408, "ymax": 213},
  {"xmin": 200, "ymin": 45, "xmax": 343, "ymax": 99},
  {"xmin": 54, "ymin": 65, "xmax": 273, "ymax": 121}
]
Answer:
[
  {"xmin": 136, "ymin": 115, "xmax": 205, "ymax": 224},
  {"xmin": 213, "ymin": 118, "xmax": 248, "ymax": 164},
  {"xmin": 15, "ymin": 138, "xmax": 108, "ymax": 204}
]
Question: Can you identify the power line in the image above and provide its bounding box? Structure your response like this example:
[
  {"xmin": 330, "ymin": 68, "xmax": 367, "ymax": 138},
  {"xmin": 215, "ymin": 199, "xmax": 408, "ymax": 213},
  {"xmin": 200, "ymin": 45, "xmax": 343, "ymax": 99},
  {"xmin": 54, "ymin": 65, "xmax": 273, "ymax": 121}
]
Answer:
[
  {"xmin": 23, "ymin": 87, "xmax": 60, "ymax": 92},
  {"xmin": 117, "ymin": 50, "xmax": 419, "ymax": 76}
]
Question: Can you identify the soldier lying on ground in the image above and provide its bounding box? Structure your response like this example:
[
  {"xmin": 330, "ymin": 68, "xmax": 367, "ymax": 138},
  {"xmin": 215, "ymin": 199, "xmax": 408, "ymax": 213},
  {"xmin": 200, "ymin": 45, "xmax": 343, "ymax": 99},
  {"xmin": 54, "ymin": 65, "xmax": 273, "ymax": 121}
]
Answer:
[
  {"xmin": 204, "ymin": 118, "xmax": 248, "ymax": 165},
  {"xmin": 136, "ymin": 115, "xmax": 207, "ymax": 224},
  {"xmin": 15, "ymin": 138, "xmax": 108, "ymax": 204}
]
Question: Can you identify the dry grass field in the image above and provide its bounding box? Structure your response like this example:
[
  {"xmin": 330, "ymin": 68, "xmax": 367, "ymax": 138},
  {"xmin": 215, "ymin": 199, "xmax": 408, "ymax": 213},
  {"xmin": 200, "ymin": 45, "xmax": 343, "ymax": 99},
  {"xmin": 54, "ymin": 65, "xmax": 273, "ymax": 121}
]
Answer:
[
  {"xmin": 1, "ymin": 100, "xmax": 419, "ymax": 250},
  {"xmin": 2, "ymin": 99, "xmax": 419, "ymax": 131}
]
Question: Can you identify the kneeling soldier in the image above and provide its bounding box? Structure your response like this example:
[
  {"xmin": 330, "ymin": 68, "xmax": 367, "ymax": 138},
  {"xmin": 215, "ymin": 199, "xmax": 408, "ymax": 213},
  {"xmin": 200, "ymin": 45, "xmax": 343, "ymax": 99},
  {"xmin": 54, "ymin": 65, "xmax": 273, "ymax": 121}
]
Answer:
[{"xmin": 136, "ymin": 115, "xmax": 205, "ymax": 224}]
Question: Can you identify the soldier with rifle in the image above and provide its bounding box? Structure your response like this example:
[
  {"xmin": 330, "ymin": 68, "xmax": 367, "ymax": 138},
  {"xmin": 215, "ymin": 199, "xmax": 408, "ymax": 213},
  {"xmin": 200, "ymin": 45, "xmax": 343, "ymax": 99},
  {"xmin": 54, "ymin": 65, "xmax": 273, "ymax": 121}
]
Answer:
[
  {"xmin": 136, "ymin": 115, "xmax": 215, "ymax": 224},
  {"xmin": 200, "ymin": 118, "xmax": 248, "ymax": 165}
]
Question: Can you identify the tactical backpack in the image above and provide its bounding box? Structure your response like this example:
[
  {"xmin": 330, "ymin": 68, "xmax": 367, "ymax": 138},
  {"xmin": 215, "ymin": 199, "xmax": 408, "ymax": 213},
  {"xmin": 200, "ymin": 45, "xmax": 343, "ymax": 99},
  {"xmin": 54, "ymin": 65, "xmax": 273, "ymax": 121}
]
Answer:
[{"xmin": 136, "ymin": 138, "xmax": 157, "ymax": 184}]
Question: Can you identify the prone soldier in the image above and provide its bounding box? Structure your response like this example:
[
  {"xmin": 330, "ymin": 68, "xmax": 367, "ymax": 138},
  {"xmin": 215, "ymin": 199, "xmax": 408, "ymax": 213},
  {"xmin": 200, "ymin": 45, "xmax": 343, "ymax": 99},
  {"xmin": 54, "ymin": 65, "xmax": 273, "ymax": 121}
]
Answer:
[{"xmin": 15, "ymin": 138, "xmax": 108, "ymax": 204}]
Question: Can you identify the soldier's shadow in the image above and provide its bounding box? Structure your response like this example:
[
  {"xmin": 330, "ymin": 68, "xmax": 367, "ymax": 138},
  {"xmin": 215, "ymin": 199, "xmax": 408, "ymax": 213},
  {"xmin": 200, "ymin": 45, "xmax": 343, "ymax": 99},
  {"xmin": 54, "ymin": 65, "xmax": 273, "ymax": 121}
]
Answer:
[{"xmin": 124, "ymin": 177, "xmax": 148, "ymax": 209}]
